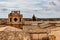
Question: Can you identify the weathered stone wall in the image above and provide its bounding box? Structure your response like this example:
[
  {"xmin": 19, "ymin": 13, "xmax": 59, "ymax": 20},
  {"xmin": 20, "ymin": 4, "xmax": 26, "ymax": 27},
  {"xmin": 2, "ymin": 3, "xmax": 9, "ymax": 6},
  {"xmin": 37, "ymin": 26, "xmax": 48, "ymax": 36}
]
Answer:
[{"xmin": 0, "ymin": 31, "xmax": 23, "ymax": 40}]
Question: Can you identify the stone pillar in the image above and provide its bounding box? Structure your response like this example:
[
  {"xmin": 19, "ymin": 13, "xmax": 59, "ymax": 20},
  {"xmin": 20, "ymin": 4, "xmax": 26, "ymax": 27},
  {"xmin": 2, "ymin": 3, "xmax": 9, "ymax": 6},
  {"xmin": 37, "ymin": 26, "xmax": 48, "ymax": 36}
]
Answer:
[
  {"xmin": 23, "ymin": 34, "xmax": 31, "ymax": 40},
  {"xmin": 49, "ymin": 35, "xmax": 56, "ymax": 40}
]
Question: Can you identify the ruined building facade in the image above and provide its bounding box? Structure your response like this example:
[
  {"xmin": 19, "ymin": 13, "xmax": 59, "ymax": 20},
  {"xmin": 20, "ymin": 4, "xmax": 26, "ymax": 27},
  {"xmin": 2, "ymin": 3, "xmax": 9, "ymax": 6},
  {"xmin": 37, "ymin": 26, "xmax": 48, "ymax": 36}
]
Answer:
[{"xmin": 8, "ymin": 11, "xmax": 23, "ymax": 29}]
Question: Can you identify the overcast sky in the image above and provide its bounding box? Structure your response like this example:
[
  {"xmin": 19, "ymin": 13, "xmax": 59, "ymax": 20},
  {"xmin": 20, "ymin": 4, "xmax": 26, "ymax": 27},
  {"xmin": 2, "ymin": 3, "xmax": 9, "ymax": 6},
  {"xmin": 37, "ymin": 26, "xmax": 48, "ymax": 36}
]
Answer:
[{"xmin": 0, "ymin": 0, "xmax": 60, "ymax": 18}]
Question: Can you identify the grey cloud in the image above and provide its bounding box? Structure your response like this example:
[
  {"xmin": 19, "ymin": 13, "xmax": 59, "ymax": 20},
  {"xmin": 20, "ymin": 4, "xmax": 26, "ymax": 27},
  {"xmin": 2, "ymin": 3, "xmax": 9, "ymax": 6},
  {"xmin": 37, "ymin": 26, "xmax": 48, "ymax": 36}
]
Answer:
[{"xmin": 49, "ymin": 1, "xmax": 56, "ymax": 6}]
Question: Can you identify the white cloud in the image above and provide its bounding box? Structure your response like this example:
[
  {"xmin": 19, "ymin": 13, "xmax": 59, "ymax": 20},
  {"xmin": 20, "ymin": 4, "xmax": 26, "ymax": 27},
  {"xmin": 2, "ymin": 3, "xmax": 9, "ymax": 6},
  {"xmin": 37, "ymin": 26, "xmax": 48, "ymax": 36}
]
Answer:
[{"xmin": 0, "ymin": 0, "xmax": 60, "ymax": 18}]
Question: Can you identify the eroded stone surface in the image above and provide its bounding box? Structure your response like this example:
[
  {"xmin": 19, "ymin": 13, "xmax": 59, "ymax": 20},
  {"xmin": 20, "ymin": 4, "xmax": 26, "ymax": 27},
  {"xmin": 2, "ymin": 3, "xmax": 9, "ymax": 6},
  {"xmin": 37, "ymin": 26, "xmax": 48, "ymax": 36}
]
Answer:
[{"xmin": 0, "ymin": 31, "xmax": 23, "ymax": 40}]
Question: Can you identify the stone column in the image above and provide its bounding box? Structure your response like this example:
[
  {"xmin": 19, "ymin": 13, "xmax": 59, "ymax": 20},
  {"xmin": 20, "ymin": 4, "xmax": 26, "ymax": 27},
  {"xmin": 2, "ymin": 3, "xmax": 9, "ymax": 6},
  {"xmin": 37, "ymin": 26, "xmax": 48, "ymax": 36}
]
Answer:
[{"xmin": 49, "ymin": 35, "xmax": 56, "ymax": 40}]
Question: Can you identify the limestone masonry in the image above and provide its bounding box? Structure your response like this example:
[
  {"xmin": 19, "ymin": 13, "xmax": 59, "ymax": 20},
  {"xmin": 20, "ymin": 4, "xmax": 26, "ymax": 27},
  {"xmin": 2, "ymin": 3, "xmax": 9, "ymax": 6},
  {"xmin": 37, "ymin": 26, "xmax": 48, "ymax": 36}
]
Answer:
[{"xmin": 0, "ymin": 11, "xmax": 60, "ymax": 40}]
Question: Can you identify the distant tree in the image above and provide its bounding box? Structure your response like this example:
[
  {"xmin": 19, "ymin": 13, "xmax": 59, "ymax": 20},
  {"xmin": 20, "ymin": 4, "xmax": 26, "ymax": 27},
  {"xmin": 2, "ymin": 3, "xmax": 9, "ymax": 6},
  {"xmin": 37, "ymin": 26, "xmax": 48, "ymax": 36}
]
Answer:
[{"xmin": 32, "ymin": 14, "xmax": 36, "ymax": 21}]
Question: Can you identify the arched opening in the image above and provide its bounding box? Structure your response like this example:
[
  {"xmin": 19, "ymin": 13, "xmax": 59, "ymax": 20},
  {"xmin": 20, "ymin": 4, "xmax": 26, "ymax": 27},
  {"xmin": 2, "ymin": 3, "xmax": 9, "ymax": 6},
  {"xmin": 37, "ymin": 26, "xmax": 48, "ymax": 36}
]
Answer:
[
  {"xmin": 14, "ymin": 18, "xmax": 18, "ymax": 22},
  {"xmin": 20, "ymin": 18, "xmax": 21, "ymax": 22},
  {"xmin": 10, "ymin": 18, "xmax": 12, "ymax": 22},
  {"xmin": 42, "ymin": 37, "xmax": 49, "ymax": 40}
]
